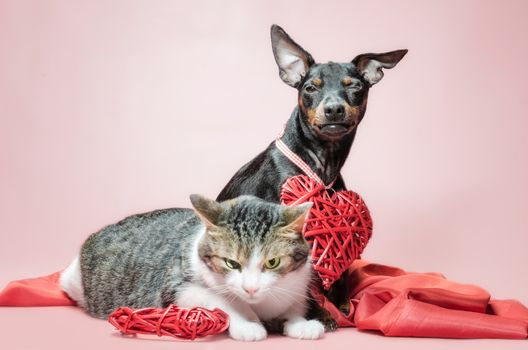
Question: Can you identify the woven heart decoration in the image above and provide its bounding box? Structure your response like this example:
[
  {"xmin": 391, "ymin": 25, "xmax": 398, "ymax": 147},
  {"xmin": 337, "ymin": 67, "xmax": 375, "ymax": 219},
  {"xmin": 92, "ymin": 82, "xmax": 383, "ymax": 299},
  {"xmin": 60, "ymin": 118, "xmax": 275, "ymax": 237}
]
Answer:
[
  {"xmin": 108, "ymin": 305, "xmax": 229, "ymax": 340},
  {"xmin": 280, "ymin": 175, "xmax": 373, "ymax": 290}
]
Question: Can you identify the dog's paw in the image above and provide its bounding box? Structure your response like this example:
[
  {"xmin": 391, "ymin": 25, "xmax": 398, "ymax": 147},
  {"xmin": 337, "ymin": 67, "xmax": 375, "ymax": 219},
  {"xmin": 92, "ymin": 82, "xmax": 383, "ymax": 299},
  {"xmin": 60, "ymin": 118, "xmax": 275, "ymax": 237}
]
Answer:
[
  {"xmin": 284, "ymin": 319, "xmax": 325, "ymax": 340},
  {"xmin": 320, "ymin": 314, "xmax": 338, "ymax": 332},
  {"xmin": 228, "ymin": 320, "xmax": 267, "ymax": 341}
]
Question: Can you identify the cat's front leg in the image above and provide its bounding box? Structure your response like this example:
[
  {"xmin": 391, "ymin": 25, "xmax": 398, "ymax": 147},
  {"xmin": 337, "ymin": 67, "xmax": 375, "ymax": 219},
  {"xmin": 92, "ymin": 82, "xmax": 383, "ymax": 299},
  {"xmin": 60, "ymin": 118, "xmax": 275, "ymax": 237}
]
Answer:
[
  {"xmin": 281, "ymin": 302, "xmax": 325, "ymax": 340},
  {"xmin": 227, "ymin": 316, "xmax": 267, "ymax": 342},
  {"xmin": 176, "ymin": 284, "xmax": 267, "ymax": 341}
]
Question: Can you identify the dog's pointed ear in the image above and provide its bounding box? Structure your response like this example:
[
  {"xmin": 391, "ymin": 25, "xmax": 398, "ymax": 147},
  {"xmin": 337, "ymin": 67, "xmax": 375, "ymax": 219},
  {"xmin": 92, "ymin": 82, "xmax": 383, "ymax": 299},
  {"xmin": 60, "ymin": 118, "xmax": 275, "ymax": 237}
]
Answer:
[
  {"xmin": 352, "ymin": 49, "xmax": 408, "ymax": 86},
  {"xmin": 271, "ymin": 24, "xmax": 314, "ymax": 88}
]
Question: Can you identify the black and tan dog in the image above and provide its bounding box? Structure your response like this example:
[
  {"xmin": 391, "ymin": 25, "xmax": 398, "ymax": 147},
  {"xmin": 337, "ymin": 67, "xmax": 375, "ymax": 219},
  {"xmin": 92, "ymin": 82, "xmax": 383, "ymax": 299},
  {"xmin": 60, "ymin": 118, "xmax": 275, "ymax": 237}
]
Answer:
[{"xmin": 217, "ymin": 25, "xmax": 407, "ymax": 330}]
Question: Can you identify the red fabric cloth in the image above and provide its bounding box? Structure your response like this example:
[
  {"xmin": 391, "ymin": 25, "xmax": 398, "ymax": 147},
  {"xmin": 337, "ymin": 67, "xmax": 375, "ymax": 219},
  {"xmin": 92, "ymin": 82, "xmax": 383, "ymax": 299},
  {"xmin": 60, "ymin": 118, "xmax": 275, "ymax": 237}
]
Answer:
[
  {"xmin": 312, "ymin": 260, "xmax": 528, "ymax": 339},
  {"xmin": 1, "ymin": 262, "xmax": 527, "ymax": 339},
  {"xmin": 0, "ymin": 272, "xmax": 75, "ymax": 306}
]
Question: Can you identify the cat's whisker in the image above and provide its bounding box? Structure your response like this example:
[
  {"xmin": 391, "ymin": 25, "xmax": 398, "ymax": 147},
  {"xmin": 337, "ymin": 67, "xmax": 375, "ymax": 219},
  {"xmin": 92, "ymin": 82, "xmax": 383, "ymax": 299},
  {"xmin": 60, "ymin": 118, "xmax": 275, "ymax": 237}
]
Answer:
[
  {"xmin": 272, "ymin": 285, "xmax": 309, "ymax": 297},
  {"xmin": 211, "ymin": 288, "xmax": 233, "ymax": 298},
  {"xmin": 271, "ymin": 289, "xmax": 306, "ymax": 303},
  {"xmin": 267, "ymin": 290, "xmax": 281, "ymax": 304},
  {"xmin": 272, "ymin": 286, "xmax": 317, "ymax": 303},
  {"xmin": 226, "ymin": 293, "xmax": 239, "ymax": 305},
  {"xmin": 272, "ymin": 294, "xmax": 309, "ymax": 309}
]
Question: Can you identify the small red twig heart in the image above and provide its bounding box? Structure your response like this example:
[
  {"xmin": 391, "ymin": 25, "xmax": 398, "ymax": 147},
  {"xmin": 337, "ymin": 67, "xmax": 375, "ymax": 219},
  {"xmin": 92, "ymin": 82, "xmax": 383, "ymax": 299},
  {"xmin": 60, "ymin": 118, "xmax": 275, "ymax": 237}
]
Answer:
[
  {"xmin": 108, "ymin": 305, "xmax": 229, "ymax": 340},
  {"xmin": 280, "ymin": 175, "xmax": 373, "ymax": 290}
]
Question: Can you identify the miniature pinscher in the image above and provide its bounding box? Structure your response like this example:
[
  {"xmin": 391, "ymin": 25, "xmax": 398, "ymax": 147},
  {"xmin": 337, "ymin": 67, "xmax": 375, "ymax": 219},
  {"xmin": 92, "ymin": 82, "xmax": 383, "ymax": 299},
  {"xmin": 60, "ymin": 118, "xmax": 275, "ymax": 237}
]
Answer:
[{"xmin": 217, "ymin": 24, "xmax": 407, "ymax": 330}]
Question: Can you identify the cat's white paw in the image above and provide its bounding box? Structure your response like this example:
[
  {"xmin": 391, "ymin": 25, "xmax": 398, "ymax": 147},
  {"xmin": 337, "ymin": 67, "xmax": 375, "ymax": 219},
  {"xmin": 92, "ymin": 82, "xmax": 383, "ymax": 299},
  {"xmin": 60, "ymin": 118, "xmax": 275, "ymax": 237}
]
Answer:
[
  {"xmin": 284, "ymin": 319, "xmax": 325, "ymax": 340},
  {"xmin": 228, "ymin": 320, "xmax": 267, "ymax": 341}
]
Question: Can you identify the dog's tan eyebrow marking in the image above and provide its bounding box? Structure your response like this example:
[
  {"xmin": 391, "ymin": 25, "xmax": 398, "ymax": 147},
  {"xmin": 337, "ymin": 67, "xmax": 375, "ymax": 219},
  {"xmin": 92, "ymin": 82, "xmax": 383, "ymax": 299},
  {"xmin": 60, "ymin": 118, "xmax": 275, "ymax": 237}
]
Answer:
[
  {"xmin": 342, "ymin": 76, "xmax": 353, "ymax": 86},
  {"xmin": 312, "ymin": 78, "xmax": 322, "ymax": 86}
]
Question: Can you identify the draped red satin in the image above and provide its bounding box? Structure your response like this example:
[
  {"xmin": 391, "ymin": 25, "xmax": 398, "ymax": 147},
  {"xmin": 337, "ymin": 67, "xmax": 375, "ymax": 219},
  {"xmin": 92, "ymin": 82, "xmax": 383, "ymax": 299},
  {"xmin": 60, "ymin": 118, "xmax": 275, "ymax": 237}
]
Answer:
[
  {"xmin": 0, "ymin": 272, "xmax": 75, "ymax": 307},
  {"xmin": 1, "ymin": 261, "xmax": 527, "ymax": 339},
  {"xmin": 312, "ymin": 260, "xmax": 528, "ymax": 339}
]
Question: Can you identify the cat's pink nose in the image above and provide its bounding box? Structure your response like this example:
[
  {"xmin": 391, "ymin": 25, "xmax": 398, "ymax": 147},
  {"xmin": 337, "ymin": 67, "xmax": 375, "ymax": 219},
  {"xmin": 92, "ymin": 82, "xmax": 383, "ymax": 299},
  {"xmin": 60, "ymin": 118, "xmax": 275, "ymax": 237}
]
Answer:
[{"xmin": 244, "ymin": 287, "xmax": 259, "ymax": 297}]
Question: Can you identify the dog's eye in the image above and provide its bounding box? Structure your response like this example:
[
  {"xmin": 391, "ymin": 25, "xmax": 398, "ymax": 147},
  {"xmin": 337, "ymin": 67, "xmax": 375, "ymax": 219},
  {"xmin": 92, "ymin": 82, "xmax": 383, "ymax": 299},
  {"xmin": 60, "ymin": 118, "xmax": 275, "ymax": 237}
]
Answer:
[
  {"xmin": 345, "ymin": 80, "xmax": 362, "ymax": 90},
  {"xmin": 305, "ymin": 85, "xmax": 317, "ymax": 93}
]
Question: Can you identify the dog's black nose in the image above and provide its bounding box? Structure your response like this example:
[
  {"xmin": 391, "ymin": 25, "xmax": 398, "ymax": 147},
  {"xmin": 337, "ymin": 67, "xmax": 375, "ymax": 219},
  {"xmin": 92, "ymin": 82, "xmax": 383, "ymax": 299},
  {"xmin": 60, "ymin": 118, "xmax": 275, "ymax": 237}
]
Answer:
[{"xmin": 324, "ymin": 104, "xmax": 345, "ymax": 121}]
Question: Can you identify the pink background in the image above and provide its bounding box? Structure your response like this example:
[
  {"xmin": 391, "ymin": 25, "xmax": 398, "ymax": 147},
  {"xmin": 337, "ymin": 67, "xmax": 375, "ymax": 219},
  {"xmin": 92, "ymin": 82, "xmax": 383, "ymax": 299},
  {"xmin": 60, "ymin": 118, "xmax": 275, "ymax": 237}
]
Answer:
[{"xmin": 1, "ymin": 0, "xmax": 527, "ymax": 349}]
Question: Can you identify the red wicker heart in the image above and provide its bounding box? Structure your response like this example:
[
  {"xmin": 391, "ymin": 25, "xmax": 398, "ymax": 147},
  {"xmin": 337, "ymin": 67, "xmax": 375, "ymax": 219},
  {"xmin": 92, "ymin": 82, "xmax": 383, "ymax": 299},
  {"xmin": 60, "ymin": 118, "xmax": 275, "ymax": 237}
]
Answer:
[
  {"xmin": 108, "ymin": 305, "xmax": 229, "ymax": 340},
  {"xmin": 280, "ymin": 175, "xmax": 373, "ymax": 290}
]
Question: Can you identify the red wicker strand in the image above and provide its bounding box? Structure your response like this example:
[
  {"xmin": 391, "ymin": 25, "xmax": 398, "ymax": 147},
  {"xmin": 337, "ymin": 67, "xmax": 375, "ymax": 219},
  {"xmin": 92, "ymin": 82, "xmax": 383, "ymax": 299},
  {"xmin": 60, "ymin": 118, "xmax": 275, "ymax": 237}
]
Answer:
[
  {"xmin": 108, "ymin": 305, "xmax": 229, "ymax": 340},
  {"xmin": 281, "ymin": 175, "xmax": 373, "ymax": 290}
]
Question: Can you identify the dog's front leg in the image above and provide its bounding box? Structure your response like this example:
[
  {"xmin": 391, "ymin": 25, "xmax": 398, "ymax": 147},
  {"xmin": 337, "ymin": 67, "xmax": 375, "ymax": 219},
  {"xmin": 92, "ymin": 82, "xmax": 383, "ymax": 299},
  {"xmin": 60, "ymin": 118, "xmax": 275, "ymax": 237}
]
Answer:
[{"xmin": 306, "ymin": 269, "xmax": 352, "ymax": 332}]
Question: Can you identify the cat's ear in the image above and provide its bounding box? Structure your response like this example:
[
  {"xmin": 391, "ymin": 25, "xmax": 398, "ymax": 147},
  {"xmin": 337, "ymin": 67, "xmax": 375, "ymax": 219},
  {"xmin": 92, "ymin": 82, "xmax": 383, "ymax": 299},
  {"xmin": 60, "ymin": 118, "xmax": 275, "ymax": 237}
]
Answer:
[
  {"xmin": 190, "ymin": 194, "xmax": 223, "ymax": 229},
  {"xmin": 352, "ymin": 49, "xmax": 407, "ymax": 86},
  {"xmin": 278, "ymin": 202, "xmax": 312, "ymax": 239}
]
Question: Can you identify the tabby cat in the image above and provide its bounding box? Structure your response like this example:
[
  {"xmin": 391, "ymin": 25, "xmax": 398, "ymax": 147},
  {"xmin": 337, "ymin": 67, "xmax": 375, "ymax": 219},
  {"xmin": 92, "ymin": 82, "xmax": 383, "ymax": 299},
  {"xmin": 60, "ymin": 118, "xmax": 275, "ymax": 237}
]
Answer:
[{"xmin": 60, "ymin": 194, "xmax": 324, "ymax": 341}]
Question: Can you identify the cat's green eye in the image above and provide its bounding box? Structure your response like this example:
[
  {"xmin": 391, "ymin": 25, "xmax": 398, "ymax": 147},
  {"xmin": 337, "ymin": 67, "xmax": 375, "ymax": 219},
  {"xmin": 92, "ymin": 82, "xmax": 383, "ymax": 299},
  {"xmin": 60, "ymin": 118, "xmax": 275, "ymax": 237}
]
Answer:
[
  {"xmin": 264, "ymin": 257, "xmax": 281, "ymax": 269},
  {"xmin": 224, "ymin": 258, "xmax": 241, "ymax": 270}
]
